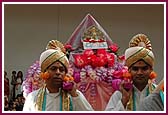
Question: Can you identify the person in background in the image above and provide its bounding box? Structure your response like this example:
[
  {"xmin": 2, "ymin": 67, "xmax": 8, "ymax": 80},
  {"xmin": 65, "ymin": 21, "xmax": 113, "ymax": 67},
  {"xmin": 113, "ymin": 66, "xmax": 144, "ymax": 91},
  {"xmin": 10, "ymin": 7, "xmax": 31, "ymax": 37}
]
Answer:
[
  {"xmin": 11, "ymin": 71, "xmax": 17, "ymax": 100},
  {"xmin": 4, "ymin": 71, "xmax": 10, "ymax": 98},
  {"xmin": 105, "ymin": 34, "xmax": 163, "ymax": 111},
  {"xmin": 15, "ymin": 71, "xmax": 23, "ymax": 96},
  {"xmin": 23, "ymin": 40, "xmax": 93, "ymax": 111}
]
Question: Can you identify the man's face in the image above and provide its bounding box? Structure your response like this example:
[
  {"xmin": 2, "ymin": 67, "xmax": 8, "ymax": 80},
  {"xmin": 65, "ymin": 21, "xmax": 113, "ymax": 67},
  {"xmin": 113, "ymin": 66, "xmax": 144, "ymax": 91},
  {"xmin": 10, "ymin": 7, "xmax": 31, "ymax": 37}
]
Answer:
[
  {"xmin": 129, "ymin": 60, "xmax": 152, "ymax": 86},
  {"xmin": 46, "ymin": 61, "xmax": 66, "ymax": 88}
]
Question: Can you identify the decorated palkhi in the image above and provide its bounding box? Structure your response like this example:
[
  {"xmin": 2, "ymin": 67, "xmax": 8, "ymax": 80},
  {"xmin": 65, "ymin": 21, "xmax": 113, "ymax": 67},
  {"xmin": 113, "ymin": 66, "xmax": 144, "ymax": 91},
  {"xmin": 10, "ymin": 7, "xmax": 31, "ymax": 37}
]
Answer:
[
  {"xmin": 65, "ymin": 14, "xmax": 132, "ymax": 110},
  {"xmin": 22, "ymin": 14, "xmax": 132, "ymax": 111}
]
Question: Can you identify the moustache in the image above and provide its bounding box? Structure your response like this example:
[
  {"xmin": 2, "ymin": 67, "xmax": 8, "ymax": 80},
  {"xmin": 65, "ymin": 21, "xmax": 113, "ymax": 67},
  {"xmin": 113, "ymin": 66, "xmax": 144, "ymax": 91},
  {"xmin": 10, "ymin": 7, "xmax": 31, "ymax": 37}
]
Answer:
[
  {"xmin": 52, "ymin": 75, "xmax": 63, "ymax": 80},
  {"xmin": 135, "ymin": 75, "xmax": 145, "ymax": 79}
]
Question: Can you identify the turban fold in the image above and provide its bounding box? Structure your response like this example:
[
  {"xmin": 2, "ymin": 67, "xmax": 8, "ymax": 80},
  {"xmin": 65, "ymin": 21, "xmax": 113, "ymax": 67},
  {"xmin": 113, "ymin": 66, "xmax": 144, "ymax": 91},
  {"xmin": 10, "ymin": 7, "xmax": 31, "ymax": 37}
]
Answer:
[
  {"xmin": 40, "ymin": 40, "xmax": 69, "ymax": 72},
  {"xmin": 125, "ymin": 34, "xmax": 154, "ymax": 68}
]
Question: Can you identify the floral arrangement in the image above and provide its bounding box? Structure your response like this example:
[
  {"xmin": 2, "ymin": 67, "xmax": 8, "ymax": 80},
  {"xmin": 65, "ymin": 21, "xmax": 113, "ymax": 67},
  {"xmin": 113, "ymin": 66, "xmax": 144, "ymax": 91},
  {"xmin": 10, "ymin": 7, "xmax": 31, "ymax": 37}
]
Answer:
[
  {"xmin": 73, "ymin": 48, "xmax": 116, "ymax": 68},
  {"xmin": 65, "ymin": 43, "xmax": 133, "ymax": 92},
  {"xmin": 63, "ymin": 75, "xmax": 74, "ymax": 91},
  {"xmin": 161, "ymin": 84, "xmax": 164, "ymax": 92},
  {"xmin": 22, "ymin": 60, "xmax": 45, "ymax": 98}
]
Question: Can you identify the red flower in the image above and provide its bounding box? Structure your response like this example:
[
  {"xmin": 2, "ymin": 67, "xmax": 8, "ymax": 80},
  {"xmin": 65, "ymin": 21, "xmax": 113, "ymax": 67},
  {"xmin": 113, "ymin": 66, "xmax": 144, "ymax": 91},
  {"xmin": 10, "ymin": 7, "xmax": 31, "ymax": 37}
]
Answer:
[
  {"xmin": 106, "ymin": 53, "xmax": 115, "ymax": 67},
  {"xmin": 118, "ymin": 55, "xmax": 125, "ymax": 61},
  {"xmin": 74, "ymin": 54, "xmax": 86, "ymax": 68},
  {"xmin": 113, "ymin": 70, "xmax": 123, "ymax": 79},
  {"xmin": 83, "ymin": 38, "xmax": 91, "ymax": 42},
  {"xmin": 83, "ymin": 49, "xmax": 94, "ymax": 57},
  {"xmin": 109, "ymin": 43, "xmax": 119, "ymax": 53},
  {"xmin": 64, "ymin": 44, "xmax": 74, "ymax": 51}
]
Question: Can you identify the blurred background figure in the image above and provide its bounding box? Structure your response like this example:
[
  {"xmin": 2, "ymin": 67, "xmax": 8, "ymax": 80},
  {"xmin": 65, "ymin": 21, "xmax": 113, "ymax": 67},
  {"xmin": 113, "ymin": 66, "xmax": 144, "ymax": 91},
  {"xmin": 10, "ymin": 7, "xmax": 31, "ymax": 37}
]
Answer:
[
  {"xmin": 4, "ymin": 71, "xmax": 10, "ymax": 99},
  {"xmin": 15, "ymin": 71, "xmax": 23, "ymax": 97},
  {"xmin": 11, "ymin": 71, "xmax": 17, "ymax": 100}
]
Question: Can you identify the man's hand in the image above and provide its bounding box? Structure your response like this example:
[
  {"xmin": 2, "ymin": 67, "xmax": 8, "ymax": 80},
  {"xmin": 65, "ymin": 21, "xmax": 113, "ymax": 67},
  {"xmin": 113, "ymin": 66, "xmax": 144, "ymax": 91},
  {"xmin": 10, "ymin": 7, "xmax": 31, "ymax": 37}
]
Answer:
[
  {"xmin": 119, "ymin": 80, "xmax": 132, "ymax": 108},
  {"xmin": 68, "ymin": 82, "xmax": 78, "ymax": 97}
]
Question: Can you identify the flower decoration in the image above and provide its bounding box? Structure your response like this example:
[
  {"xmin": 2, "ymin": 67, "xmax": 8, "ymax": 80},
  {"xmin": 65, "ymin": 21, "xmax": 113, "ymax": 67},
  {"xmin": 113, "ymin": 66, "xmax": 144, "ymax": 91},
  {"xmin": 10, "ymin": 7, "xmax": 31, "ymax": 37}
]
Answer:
[
  {"xmin": 40, "ymin": 71, "xmax": 50, "ymax": 80},
  {"xmin": 64, "ymin": 44, "xmax": 74, "ymax": 59},
  {"xmin": 66, "ymin": 41, "xmax": 134, "ymax": 93},
  {"xmin": 74, "ymin": 72, "xmax": 81, "ymax": 83},
  {"xmin": 71, "ymin": 51, "xmax": 126, "ymax": 83},
  {"xmin": 74, "ymin": 54, "xmax": 86, "ymax": 68},
  {"xmin": 149, "ymin": 71, "xmax": 157, "ymax": 79},
  {"xmin": 111, "ymin": 79, "xmax": 122, "ymax": 90},
  {"xmin": 161, "ymin": 84, "xmax": 164, "ymax": 92},
  {"xmin": 70, "ymin": 54, "xmax": 133, "ymax": 92},
  {"xmin": 64, "ymin": 44, "xmax": 74, "ymax": 52},
  {"xmin": 22, "ymin": 60, "xmax": 44, "ymax": 98},
  {"xmin": 118, "ymin": 55, "xmax": 125, "ymax": 62},
  {"xmin": 63, "ymin": 75, "xmax": 74, "ymax": 91},
  {"xmin": 73, "ymin": 49, "xmax": 116, "ymax": 69},
  {"xmin": 109, "ymin": 43, "xmax": 119, "ymax": 53}
]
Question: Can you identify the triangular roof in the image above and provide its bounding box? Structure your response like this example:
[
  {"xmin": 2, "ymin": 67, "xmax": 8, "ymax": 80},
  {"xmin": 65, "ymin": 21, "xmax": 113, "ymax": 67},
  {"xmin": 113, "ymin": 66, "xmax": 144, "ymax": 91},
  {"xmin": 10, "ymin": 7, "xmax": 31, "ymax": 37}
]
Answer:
[{"xmin": 66, "ymin": 13, "xmax": 113, "ymax": 50}]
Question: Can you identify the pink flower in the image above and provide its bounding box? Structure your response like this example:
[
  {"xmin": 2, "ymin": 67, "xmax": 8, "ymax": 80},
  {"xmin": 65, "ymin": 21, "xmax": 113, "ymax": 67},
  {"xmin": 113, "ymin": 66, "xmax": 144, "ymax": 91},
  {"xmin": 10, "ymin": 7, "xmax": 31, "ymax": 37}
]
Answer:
[
  {"xmin": 112, "ymin": 79, "xmax": 121, "ymax": 90},
  {"xmin": 63, "ymin": 82, "xmax": 74, "ymax": 91},
  {"xmin": 112, "ymin": 79, "xmax": 132, "ymax": 91},
  {"xmin": 74, "ymin": 72, "xmax": 81, "ymax": 83},
  {"xmin": 112, "ymin": 70, "xmax": 123, "ymax": 79},
  {"xmin": 123, "ymin": 81, "xmax": 132, "ymax": 91}
]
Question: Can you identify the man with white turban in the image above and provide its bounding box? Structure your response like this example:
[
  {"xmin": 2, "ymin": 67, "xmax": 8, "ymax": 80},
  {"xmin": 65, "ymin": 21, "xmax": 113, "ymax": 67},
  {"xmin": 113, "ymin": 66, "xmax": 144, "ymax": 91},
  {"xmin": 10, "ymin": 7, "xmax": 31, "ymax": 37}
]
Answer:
[
  {"xmin": 23, "ymin": 40, "xmax": 93, "ymax": 111},
  {"xmin": 105, "ymin": 34, "xmax": 163, "ymax": 111}
]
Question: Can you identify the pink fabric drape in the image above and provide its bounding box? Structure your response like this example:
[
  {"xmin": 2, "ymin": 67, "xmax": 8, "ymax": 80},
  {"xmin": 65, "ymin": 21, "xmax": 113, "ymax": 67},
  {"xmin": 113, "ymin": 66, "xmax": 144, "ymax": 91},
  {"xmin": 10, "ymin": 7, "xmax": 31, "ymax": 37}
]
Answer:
[{"xmin": 77, "ymin": 77, "xmax": 114, "ymax": 110}]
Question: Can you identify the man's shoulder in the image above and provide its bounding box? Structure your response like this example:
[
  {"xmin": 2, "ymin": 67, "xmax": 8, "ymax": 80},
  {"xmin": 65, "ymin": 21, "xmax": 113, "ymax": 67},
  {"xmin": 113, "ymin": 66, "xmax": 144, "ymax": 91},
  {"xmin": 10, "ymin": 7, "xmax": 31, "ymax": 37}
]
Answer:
[
  {"xmin": 27, "ymin": 88, "xmax": 42, "ymax": 98},
  {"xmin": 146, "ymin": 93, "xmax": 160, "ymax": 100}
]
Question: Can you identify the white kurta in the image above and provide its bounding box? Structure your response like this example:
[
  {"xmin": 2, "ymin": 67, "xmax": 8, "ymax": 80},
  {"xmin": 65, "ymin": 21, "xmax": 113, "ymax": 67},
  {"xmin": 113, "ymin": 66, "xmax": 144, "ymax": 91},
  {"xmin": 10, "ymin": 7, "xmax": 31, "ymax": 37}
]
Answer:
[
  {"xmin": 138, "ymin": 92, "xmax": 164, "ymax": 111},
  {"xmin": 23, "ymin": 88, "xmax": 94, "ymax": 111},
  {"xmin": 105, "ymin": 85, "xmax": 150, "ymax": 111}
]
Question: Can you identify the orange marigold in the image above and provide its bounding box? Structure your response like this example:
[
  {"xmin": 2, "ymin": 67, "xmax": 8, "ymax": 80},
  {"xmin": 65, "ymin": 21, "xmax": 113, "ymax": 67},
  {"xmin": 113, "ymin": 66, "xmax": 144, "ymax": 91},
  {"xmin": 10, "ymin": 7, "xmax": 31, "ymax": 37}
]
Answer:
[
  {"xmin": 149, "ymin": 71, "xmax": 157, "ymax": 79},
  {"xmin": 40, "ymin": 72, "xmax": 50, "ymax": 80},
  {"xmin": 123, "ymin": 72, "xmax": 132, "ymax": 79},
  {"xmin": 161, "ymin": 84, "xmax": 164, "ymax": 92},
  {"xmin": 63, "ymin": 75, "xmax": 74, "ymax": 82}
]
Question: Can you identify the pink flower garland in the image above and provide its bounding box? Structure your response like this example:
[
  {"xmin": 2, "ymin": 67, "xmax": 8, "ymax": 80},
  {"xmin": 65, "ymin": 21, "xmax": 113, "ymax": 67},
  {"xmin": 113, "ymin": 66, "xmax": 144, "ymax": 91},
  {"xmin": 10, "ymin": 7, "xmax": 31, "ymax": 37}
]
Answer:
[{"xmin": 22, "ymin": 60, "xmax": 44, "ymax": 98}]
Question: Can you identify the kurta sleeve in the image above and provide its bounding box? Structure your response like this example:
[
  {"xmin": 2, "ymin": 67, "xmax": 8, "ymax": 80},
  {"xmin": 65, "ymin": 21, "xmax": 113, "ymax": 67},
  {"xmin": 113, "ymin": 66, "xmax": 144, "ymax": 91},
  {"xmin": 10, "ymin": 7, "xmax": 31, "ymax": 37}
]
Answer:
[
  {"xmin": 71, "ymin": 90, "xmax": 94, "ymax": 111},
  {"xmin": 105, "ymin": 91, "xmax": 125, "ymax": 111},
  {"xmin": 23, "ymin": 90, "xmax": 38, "ymax": 111}
]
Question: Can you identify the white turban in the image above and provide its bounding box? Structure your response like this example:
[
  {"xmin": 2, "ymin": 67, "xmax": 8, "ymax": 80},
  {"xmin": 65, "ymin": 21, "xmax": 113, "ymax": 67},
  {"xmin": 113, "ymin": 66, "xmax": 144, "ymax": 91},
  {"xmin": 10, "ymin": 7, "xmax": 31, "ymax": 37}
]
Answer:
[
  {"xmin": 125, "ymin": 34, "xmax": 155, "ymax": 68},
  {"xmin": 39, "ymin": 40, "xmax": 69, "ymax": 72}
]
